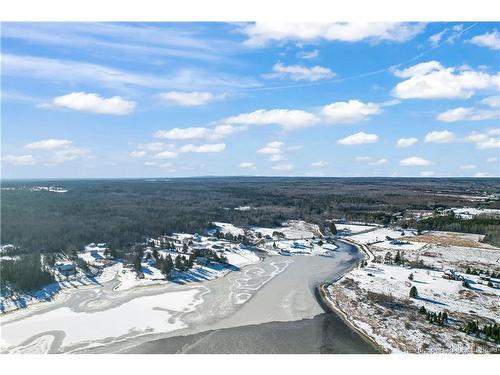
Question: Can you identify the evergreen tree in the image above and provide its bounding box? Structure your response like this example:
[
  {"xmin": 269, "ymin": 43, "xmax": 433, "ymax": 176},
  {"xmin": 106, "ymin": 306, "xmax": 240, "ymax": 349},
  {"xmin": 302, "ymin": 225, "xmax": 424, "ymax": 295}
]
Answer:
[
  {"xmin": 409, "ymin": 286, "xmax": 418, "ymax": 298},
  {"xmin": 329, "ymin": 222, "xmax": 337, "ymax": 235}
]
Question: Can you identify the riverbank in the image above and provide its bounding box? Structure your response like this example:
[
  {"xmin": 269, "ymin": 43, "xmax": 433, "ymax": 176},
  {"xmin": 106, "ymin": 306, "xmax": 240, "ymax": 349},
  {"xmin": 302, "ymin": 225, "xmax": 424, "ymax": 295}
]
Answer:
[{"xmin": 317, "ymin": 239, "xmax": 386, "ymax": 353}]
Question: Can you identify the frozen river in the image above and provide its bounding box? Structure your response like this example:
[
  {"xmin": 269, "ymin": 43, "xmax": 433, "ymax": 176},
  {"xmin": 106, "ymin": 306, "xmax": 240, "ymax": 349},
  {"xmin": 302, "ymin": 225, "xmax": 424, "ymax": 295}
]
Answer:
[{"xmin": 0, "ymin": 241, "xmax": 377, "ymax": 354}]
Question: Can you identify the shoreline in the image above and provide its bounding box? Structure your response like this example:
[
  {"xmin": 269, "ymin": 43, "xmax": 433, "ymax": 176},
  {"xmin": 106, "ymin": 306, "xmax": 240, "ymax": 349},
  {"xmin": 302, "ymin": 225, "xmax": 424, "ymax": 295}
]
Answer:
[{"xmin": 316, "ymin": 238, "xmax": 388, "ymax": 354}]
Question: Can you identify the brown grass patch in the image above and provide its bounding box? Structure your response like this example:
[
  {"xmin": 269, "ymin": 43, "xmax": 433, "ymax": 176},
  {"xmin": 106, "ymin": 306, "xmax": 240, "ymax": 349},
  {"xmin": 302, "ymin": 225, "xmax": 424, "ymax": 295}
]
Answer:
[{"xmin": 411, "ymin": 234, "xmax": 485, "ymax": 248}]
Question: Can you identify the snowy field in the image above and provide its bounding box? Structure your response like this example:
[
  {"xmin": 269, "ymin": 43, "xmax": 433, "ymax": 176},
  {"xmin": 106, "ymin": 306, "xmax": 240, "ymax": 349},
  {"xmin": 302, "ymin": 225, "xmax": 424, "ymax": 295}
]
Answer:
[
  {"xmin": 327, "ymin": 263, "xmax": 500, "ymax": 353},
  {"xmin": 346, "ymin": 227, "xmax": 415, "ymax": 245},
  {"xmin": 335, "ymin": 223, "xmax": 379, "ymax": 234},
  {"xmin": 251, "ymin": 220, "xmax": 322, "ymax": 239},
  {"xmin": 326, "ymin": 225, "xmax": 500, "ymax": 353}
]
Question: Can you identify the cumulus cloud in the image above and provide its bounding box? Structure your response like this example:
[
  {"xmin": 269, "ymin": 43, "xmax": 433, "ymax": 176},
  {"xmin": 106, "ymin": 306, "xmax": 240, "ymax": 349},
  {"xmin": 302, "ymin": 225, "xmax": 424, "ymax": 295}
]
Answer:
[
  {"xmin": 158, "ymin": 91, "xmax": 222, "ymax": 106},
  {"xmin": 437, "ymin": 107, "xmax": 500, "ymax": 122},
  {"xmin": 264, "ymin": 63, "xmax": 335, "ymax": 82},
  {"xmin": 241, "ymin": 22, "xmax": 425, "ymax": 46},
  {"xmin": 482, "ymin": 95, "xmax": 500, "ymax": 108},
  {"xmin": 129, "ymin": 150, "xmax": 146, "ymax": 158},
  {"xmin": 424, "ymin": 130, "xmax": 457, "ymax": 143},
  {"xmin": 396, "ymin": 137, "xmax": 418, "ymax": 148},
  {"xmin": 155, "ymin": 127, "xmax": 211, "ymax": 140},
  {"xmin": 321, "ymin": 100, "xmax": 382, "ymax": 124},
  {"xmin": 223, "ymin": 99, "xmax": 382, "ymax": 131},
  {"xmin": 178, "ymin": 143, "xmax": 226, "ymax": 153},
  {"xmin": 369, "ymin": 158, "xmax": 387, "ymax": 166},
  {"xmin": 338, "ymin": 132, "xmax": 379, "ymax": 145},
  {"xmin": 469, "ymin": 30, "xmax": 500, "ymax": 50},
  {"xmin": 225, "ymin": 109, "xmax": 320, "ymax": 131},
  {"xmin": 310, "ymin": 160, "xmax": 328, "ymax": 168},
  {"xmin": 152, "ymin": 150, "xmax": 178, "ymax": 159},
  {"xmin": 22, "ymin": 138, "xmax": 87, "ymax": 164},
  {"xmin": 49, "ymin": 92, "xmax": 135, "ymax": 115},
  {"xmin": 25, "ymin": 139, "xmax": 73, "ymax": 150},
  {"xmin": 257, "ymin": 141, "xmax": 285, "ymax": 161},
  {"xmin": 239, "ymin": 161, "xmax": 256, "ymax": 169},
  {"xmin": 154, "ymin": 125, "xmax": 244, "ymax": 140},
  {"xmin": 400, "ymin": 156, "xmax": 432, "ymax": 166},
  {"xmin": 392, "ymin": 61, "xmax": 500, "ymax": 99},
  {"xmin": 2, "ymin": 154, "xmax": 36, "ymax": 166}
]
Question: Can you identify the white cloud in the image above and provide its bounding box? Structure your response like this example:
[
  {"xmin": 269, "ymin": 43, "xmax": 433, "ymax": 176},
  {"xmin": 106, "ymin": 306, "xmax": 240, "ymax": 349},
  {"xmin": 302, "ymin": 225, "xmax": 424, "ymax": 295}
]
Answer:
[
  {"xmin": 155, "ymin": 127, "xmax": 210, "ymax": 140},
  {"xmin": 338, "ymin": 132, "xmax": 379, "ymax": 145},
  {"xmin": 486, "ymin": 157, "xmax": 497, "ymax": 163},
  {"xmin": 129, "ymin": 150, "xmax": 146, "ymax": 158},
  {"xmin": 392, "ymin": 61, "xmax": 500, "ymax": 99},
  {"xmin": 271, "ymin": 163, "xmax": 293, "ymax": 171},
  {"xmin": 369, "ymin": 158, "xmax": 387, "ymax": 166},
  {"xmin": 269, "ymin": 154, "xmax": 284, "ymax": 161},
  {"xmin": 50, "ymin": 92, "xmax": 135, "ymax": 115},
  {"xmin": 424, "ymin": 130, "xmax": 457, "ymax": 143},
  {"xmin": 239, "ymin": 162, "xmax": 256, "ymax": 169},
  {"xmin": 179, "ymin": 143, "xmax": 226, "ymax": 153},
  {"xmin": 2, "ymin": 154, "xmax": 36, "ymax": 166},
  {"xmin": 469, "ymin": 30, "xmax": 500, "ymax": 50},
  {"xmin": 396, "ymin": 137, "xmax": 418, "ymax": 148},
  {"xmin": 355, "ymin": 156, "xmax": 371, "ymax": 161},
  {"xmin": 298, "ymin": 50, "xmax": 319, "ymax": 59},
  {"xmin": 437, "ymin": 107, "xmax": 500, "ymax": 122},
  {"xmin": 400, "ymin": 157, "xmax": 432, "ymax": 166},
  {"xmin": 428, "ymin": 30, "xmax": 446, "ymax": 47},
  {"xmin": 474, "ymin": 172, "xmax": 491, "ymax": 177},
  {"xmin": 420, "ymin": 171, "xmax": 435, "ymax": 177},
  {"xmin": 155, "ymin": 125, "xmax": 244, "ymax": 140},
  {"xmin": 158, "ymin": 91, "xmax": 221, "ymax": 106},
  {"xmin": 310, "ymin": 160, "xmax": 328, "ymax": 168},
  {"xmin": 476, "ymin": 138, "xmax": 500, "ymax": 150},
  {"xmin": 428, "ymin": 25, "xmax": 464, "ymax": 47},
  {"xmin": 136, "ymin": 142, "xmax": 175, "ymax": 152},
  {"xmin": 22, "ymin": 138, "xmax": 87, "ymax": 164},
  {"xmin": 25, "ymin": 139, "xmax": 73, "ymax": 150},
  {"xmin": 241, "ymin": 22, "xmax": 425, "ymax": 46},
  {"xmin": 152, "ymin": 150, "xmax": 178, "ymax": 159},
  {"xmin": 460, "ymin": 164, "xmax": 477, "ymax": 170},
  {"xmin": 225, "ymin": 109, "xmax": 319, "ymax": 131},
  {"xmin": 321, "ymin": 100, "xmax": 382, "ymax": 124},
  {"xmin": 257, "ymin": 141, "xmax": 284, "ymax": 155},
  {"xmin": 2, "ymin": 54, "xmax": 258, "ymax": 92},
  {"xmin": 482, "ymin": 95, "xmax": 500, "ymax": 108},
  {"xmin": 264, "ymin": 63, "xmax": 335, "ymax": 82}
]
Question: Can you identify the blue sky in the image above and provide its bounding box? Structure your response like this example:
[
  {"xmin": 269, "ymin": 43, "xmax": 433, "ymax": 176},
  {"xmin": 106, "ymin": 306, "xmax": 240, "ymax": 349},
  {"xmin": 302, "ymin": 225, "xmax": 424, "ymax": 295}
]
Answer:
[{"xmin": 1, "ymin": 22, "xmax": 499, "ymax": 178}]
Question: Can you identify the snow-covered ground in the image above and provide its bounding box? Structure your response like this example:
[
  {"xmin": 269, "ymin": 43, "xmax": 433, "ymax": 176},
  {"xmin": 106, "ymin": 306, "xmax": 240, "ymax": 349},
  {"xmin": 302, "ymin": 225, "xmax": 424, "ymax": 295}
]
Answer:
[
  {"xmin": 212, "ymin": 222, "xmax": 245, "ymax": 236},
  {"xmin": 326, "ymin": 223, "xmax": 500, "ymax": 353},
  {"xmin": 335, "ymin": 223, "xmax": 379, "ymax": 234},
  {"xmin": 346, "ymin": 227, "xmax": 415, "ymax": 245},
  {"xmin": 450, "ymin": 207, "xmax": 500, "ymax": 219},
  {"xmin": 252, "ymin": 220, "xmax": 322, "ymax": 239},
  {"xmin": 1, "ymin": 287, "xmax": 203, "ymax": 351},
  {"xmin": 327, "ymin": 263, "xmax": 500, "ymax": 353}
]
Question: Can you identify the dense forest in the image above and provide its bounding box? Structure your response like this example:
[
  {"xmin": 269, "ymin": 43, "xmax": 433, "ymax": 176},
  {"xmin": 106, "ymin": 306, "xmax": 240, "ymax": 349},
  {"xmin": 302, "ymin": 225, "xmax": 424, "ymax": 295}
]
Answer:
[{"xmin": 1, "ymin": 177, "xmax": 499, "ymax": 254}]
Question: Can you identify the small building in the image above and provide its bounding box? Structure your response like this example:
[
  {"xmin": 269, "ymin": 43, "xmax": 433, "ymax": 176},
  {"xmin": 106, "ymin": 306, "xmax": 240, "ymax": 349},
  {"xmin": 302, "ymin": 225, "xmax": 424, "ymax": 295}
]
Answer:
[
  {"xmin": 196, "ymin": 257, "xmax": 209, "ymax": 265},
  {"xmin": 57, "ymin": 262, "xmax": 75, "ymax": 276}
]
